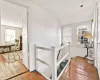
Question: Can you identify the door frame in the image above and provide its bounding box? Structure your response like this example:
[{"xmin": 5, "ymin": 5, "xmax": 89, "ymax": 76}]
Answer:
[
  {"xmin": 1, "ymin": 0, "xmax": 29, "ymax": 69},
  {"xmin": 94, "ymin": 3, "xmax": 100, "ymax": 79},
  {"xmin": 97, "ymin": 4, "xmax": 100, "ymax": 79}
]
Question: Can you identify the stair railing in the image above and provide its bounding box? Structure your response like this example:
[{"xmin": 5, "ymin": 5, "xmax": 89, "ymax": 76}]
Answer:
[{"xmin": 33, "ymin": 42, "xmax": 71, "ymax": 80}]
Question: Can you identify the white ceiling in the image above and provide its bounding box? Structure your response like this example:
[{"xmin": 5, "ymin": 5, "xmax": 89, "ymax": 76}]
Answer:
[
  {"xmin": 1, "ymin": 0, "xmax": 98, "ymax": 27},
  {"xmin": 31, "ymin": 0, "xmax": 98, "ymax": 25},
  {"xmin": 1, "ymin": 1, "xmax": 24, "ymax": 28}
]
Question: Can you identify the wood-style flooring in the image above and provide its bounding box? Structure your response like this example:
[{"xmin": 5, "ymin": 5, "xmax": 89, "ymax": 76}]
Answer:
[
  {"xmin": 0, "ymin": 55, "xmax": 28, "ymax": 80},
  {"xmin": 59, "ymin": 56, "xmax": 99, "ymax": 80},
  {"xmin": 0, "ymin": 52, "xmax": 99, "ymax": 80}
]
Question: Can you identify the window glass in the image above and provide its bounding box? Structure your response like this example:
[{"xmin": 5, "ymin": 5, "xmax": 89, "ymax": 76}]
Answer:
[
  {"xmin": 5, "ymin": 29, "xmax": 16, "ymax": 42},
  {"xmin": 63, "ymin": 27, "xmax": 72, "ymax": 44}
]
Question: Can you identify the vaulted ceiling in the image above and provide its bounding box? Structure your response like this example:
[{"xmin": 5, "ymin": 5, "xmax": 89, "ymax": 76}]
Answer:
[{"xmin": 31, "ymin": 0, "xmax": 98, "ymax": 25}]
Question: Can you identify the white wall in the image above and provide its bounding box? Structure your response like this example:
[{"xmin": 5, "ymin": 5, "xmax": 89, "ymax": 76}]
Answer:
[
  {"xmin": 70, "ymin": 44, "xmax": 87, "ymax": 58},
  {"xmin": 0, "ymin": 0, "xmax": 2, "ymax": 43},
  {"xmin": 98, "ymin": 44, "xmax": 100, "ymax": 79},
  {"xmin": 1, "ymin": 1, "xmax": 24, "ymax": 28},
  {"xmin": 29, "ymin": 4, "xmax": 61, "ymax": 74},
  {"xmin": 2, "ymin": 0, "xmax": 61, "ymax": 73},
  {"xmin": 29, "ymin": 5, "xmax": 61, "ymax": 47}
]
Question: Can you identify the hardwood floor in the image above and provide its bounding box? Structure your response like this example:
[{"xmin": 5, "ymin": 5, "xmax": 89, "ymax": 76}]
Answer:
[
  {"xmin": 0, "ymin": 52, "xmax": 28, "ymax": 80},
  {"xmin": 0, "ymin": 52, "xmax": 99, "ymax": 80},
  {"xmin": 0, "ymin": 58, "xmax": 28, "ymax": 80},
  {"xmin": 59, "ymin": 56, "xmax": 99, "ymax": 80}
]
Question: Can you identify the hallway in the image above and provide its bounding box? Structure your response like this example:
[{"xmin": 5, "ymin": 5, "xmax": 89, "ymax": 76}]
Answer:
[
  {"xmin": 0, "ymin": 52, "xmax": 98, "ymax": 80},
  {"xmin": 59, "ymin": 57, "xmax": 99, "ymax": 80}
]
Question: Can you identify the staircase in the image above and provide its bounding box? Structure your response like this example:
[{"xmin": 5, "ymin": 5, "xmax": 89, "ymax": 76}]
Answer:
[{"xmin": 57, "ymin": 60, "xmax": 68, "ymax": 76}]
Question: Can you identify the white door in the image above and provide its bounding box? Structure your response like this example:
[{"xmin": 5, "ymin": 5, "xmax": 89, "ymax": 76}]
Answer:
[{"xmin": 22, "ymin": 8, "xmax": 29, "ymax": 69}]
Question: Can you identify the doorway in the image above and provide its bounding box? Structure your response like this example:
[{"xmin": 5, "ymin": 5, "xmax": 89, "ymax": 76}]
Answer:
[{"xmin": 0, "ymin": 0, "xmax": 29, "ymax": 79}]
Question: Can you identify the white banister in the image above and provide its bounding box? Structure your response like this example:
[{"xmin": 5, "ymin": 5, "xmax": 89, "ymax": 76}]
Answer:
[
  {"xmin": 34, "ymin": 44, "xmax": 37, "ymax": 70},
  {"xmin": 57, "ymin": 61, "xmax": 70, "ymax": 79},
  {"xmin": 56, "ymin": 43, "xmax": 69, "ymax": 51},
  {"xmin": 33, "ymin": 42, "xmax": 71, "ymax": 80},
  {"xmin": 57, "ymin": 52, "xmax": 69, "ymax": 66},
  {"xmin": 51, "ymin": 46, "xmax": 57, "ymax": 80},
  {"xmin": 69, "ymin": 42, "xmax": 71, "ymax": 60}
]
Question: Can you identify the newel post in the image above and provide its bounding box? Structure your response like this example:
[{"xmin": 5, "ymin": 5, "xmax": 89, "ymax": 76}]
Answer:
[
  {"xmin": 51, "ymin": 46, "xmax": 57, "ymax": 80},
  {"xmin": 34, "ymin": 44, "xmax": 37, "ymax": 70}
]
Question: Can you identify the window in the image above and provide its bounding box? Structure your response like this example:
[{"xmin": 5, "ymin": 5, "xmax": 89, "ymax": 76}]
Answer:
[
  {"xmin": 77, "ymin": 25, "xmax": 91, "ymax": 44},
  {"xmin": 63, "ymin": 27, "xmax": 72, "ymax": 44},
  {"xmin": 5, "ymin": 29, "xmax": 16, "ymax": 42}
]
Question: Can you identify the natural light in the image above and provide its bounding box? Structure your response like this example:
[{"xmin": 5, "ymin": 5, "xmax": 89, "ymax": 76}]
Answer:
[{"xmin": 5, "ymin": 29, "xmax": 16, "ymax": 42}]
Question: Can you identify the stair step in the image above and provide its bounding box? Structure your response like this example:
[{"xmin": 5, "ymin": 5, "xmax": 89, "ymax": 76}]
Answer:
[
  {"xmin": 50, "ymin": 60, "xmax": 68, "ymax": 78},
  {"xmin": 57, "ymin": 60, "xmax": 68, "ymax": 76}
]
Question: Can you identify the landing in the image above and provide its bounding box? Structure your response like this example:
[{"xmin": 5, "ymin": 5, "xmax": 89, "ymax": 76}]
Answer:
[{"xmin": 59, "ymin": 56, "xmax": 99, "ymax": 80}]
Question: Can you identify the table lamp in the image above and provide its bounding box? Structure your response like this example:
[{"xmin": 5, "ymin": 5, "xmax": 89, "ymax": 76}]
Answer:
[
  {"xmin": 84, "ymin": 31, "xmax": 93, "ymax": 47},
  {"xmin": 84, "ymin": 31, "xmax": 92, "ymax": 39}
]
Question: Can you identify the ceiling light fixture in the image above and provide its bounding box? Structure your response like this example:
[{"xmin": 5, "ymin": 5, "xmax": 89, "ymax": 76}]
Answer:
[
  {"xmin": 80, "ymin": 4, "xmax": 83, "ymax": 7},
  {"xmin": 80, "ymin": 0, "xmax": 90, "ymax": 7}
]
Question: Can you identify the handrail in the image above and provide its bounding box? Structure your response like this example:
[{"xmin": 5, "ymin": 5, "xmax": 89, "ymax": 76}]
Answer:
[
  {"xmin": 34, "ymin": 43, "xmax": 70, "ymax": 80},
  {"xmin": 36, "ymin": 46, "xmax": 51, "ymax": 51},
  {"xmin": 57, "ymin": 60, "xmax": 70, "ymax": 79},
  {"xmin": 57, "ymin": 52, "xmax": 69, "ymax": 66},
  {"xmin": 57, "ymin": 42, "xmax": 63, "ymax": 60},
  {"xmin": 56, "ymin": 43, "xmax": 69, "ymax": 51},
  {"xmin": 57, "ymin": 42, "xmax": 70, "ymax": 61}
]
